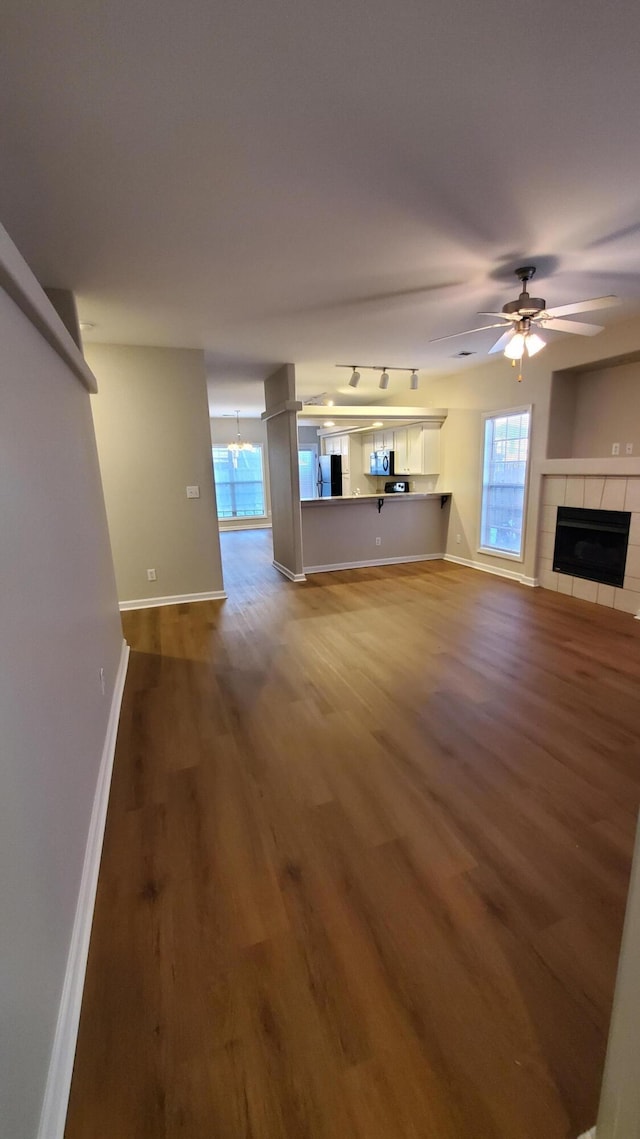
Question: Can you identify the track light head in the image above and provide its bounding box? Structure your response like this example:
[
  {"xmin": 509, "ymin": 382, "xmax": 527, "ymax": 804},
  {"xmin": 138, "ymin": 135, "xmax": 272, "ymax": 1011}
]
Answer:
[
  {"xmin": 348, "ymin": 368, "xmax": 361, "ymax": 388},
  {"xmin": 410, "ymin": 370, "xmax": 419, "ymax": 390},
  {"xmin": 379, "ymin": 370, "xmax": 390, "ymax": 390}
]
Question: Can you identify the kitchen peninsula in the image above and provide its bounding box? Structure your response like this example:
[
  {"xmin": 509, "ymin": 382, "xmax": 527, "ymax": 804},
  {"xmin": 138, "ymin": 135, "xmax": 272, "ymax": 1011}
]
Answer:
[{"xmin": 301, "ymin": 492, "xmax": 449, "ymax": 573}]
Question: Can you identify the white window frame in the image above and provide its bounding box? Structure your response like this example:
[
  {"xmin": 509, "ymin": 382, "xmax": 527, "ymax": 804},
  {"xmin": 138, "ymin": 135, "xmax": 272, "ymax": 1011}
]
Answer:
[
  {"xmin": 478, "ymin": 405, "xmax": 532, "ymax": 562},
  {"xmin": 212, "ymin": 442, "xmax": 269, "ymax": 522}
]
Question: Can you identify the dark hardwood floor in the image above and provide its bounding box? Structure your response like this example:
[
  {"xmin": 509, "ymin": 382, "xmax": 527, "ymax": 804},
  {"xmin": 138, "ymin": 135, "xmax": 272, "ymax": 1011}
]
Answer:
[{"xmin": 65, "ymin": 532, "xmax": 640, "ymax": 1138}]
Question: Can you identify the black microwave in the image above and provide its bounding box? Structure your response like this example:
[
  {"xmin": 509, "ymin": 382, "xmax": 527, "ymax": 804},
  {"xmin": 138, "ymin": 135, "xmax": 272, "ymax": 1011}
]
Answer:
[{"xmin": 370, "ymin": 449, "xmax": 395, "ymax": 476}]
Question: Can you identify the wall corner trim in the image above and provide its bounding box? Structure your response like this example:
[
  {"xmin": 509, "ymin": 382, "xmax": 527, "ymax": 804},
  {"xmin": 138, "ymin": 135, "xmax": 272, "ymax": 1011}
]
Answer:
[
  {"xmin": 577, "ymin": 1129, "xmax": 596, "ymax": 1139},
  {"xmin": 444, "ymin": 553, "xmax": 539, "ymax": 588},
  {"xmin": 118, "ymin": 590, "xmax": 227, "ymax": 611},
  {"xmin": 37, "ymin": 638, "xmax": 130, "ymax": 1139},
  {"xmin": 272, "ymin": 560, "xmax": 307, "ymax": 582}
]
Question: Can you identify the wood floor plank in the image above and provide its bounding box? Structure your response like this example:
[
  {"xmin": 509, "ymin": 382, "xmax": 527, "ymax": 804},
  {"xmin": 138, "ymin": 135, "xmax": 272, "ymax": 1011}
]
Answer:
[{"xmin": 65, "ymin": 531, "xmax": 640, "ymax": 1138}]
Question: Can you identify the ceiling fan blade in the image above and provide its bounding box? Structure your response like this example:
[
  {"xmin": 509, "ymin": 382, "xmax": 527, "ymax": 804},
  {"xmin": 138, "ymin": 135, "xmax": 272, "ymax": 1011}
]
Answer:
[
  {"xmin": 429, "ymin": 323, "xmax": 506, "ymax": 344},
  {"xmin": 540, "ymin": 318, "xmax": 604, "ymax": 336},
  {"xmin": 544, "ymin": 295, "xmax": 618, "ymax": 318},
  {"xmin": 478, "ymin": 311, "xmax": 516, "ymax": 320},
  {"xmin": 488, "ymin": 330, "xmax": 515, "ymax": 354}
]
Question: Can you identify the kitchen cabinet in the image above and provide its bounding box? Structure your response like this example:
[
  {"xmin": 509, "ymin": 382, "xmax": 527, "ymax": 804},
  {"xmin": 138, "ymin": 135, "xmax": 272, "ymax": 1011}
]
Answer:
[
  {"xmin": 322, "ymin": 434, "xmax": 350, "ymax": 470},
  {"xmin": 321, "ymin": 434, "xmax": 351, "ymax": 492},
  {"xmin": 393, "ymin": 425, "xmax": 441, "ymax": 474},
  {"xmin": 422, "ymin": 426, "xmax": 441, "ymax": 473},
  {"xmin": 373, "ymin": 429, "xmax": 394, "ymax": 450}
]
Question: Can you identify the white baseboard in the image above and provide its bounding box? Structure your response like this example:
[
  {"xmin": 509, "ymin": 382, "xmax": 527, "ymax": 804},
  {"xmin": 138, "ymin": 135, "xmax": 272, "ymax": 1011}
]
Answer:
[
  {"xmin": 37, "ymin": 638, "xmax": 130, "ymax": 1139},
  {"xmin": 119, "ymin": 589, "xmax": 227, "ymax": 611},
  {"xmin": 219, "ymin": 519, "xmax": 272, "ymax": 532},
  {"xmin": 272, "ymin": 560, "xmax": 307, "ymax": 582},
  {"xmin": 444, "ymin": 553, "xmax": 539, "ymax": 588},
  {"xmin": 304, "ymin": 553, "xmax": 444, "ymax": 574}
]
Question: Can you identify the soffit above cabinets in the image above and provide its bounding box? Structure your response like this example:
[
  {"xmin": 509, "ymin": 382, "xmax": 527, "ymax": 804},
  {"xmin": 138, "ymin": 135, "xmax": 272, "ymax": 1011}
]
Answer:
[{"xmin": 299, "ymin": 406, "xmax": 447, "ymax": 432}]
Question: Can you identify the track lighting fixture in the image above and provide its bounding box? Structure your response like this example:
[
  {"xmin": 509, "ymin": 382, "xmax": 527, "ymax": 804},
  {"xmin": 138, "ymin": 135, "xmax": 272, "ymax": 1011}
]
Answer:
[{"xmin": 335, "ymin": 364, "xmax": 422, "ymax": 391}]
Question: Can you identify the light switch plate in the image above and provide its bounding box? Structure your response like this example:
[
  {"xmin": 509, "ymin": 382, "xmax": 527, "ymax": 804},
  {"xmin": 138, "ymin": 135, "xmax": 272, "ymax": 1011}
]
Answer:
[
  {"xmin": 186, "ymin": 485, "xmax": 200, "ymax": 498},
  {"xmin": 626, "ymin": 443, "xmax": 634, "ymax": 455}
]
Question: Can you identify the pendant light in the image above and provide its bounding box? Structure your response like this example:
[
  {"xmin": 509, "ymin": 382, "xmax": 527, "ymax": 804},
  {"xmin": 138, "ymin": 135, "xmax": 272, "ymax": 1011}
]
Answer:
[{"xmin": 227, "ymin": 411, "xmax": 254, "ymax": 453}]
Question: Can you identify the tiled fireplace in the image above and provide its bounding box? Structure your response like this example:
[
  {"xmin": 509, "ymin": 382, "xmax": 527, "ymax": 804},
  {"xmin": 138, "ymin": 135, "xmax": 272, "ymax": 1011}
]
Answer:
[{"xmin": 539, "ymin": 475, "xmax": 640, "ymax": 615}]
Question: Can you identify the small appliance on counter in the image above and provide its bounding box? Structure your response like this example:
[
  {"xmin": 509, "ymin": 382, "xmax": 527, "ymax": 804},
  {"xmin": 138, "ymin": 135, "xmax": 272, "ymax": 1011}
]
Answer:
[
  {"xmin": 385, "ymin": 480, "xmax": 410, "ymax": 493},
  {"xmin": 317, "ymin": 454, "xmax": 343, "ymax": 497},
  {"xmin": 369, "ymin": 449, "xmax": 395, "ymax": 476}
]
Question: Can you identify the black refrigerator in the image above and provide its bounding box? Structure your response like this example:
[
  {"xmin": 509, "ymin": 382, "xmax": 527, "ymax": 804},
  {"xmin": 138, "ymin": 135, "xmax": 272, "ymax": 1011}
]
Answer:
[{"xmin": 318, "ymin": 454, "xmax": 343, "ymax": 497}]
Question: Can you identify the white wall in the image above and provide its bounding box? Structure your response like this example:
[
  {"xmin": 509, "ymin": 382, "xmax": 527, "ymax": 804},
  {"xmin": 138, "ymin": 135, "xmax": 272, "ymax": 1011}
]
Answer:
[
  {"xmin": 596, "ymin": 813, "xmax": 640, "ymax": 1138},
  {"xmin": 88, "ymin": 345, "xmax": 224, "ymax": 604},
  {"xmin": 571, "ymin": 361, "xmax": 640, "ymax": 458},
  {"xmin": 0, "ymin": 288, "xmax": 123, "ymax": 1139},
  {"xmin": 301, "ymin": 497, "xmax": 446, "ymax": 570},
  {"xmin": 210, "ymin": 416, "xmax": 272, "ymax": 529}
]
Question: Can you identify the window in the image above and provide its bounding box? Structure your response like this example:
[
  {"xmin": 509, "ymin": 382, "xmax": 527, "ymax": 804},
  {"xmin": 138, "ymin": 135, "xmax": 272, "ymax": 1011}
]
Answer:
[
  {"xmin": 298, "ymin": 447, "xmax": 318, "ymax": 499},
  {"xmin": 212, "ymin": 445, "xmax": 266, "ymax": 519},
  {"xmin": 480, "ymin": 408, "xmax": 531, "ymax": 558}
]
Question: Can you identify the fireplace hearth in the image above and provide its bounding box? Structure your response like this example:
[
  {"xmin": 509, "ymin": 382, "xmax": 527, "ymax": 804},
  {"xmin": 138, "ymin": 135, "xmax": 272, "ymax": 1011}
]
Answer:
[{"xmin": 553, "ymin": 507, "xmax": 631, "ymax": 588}]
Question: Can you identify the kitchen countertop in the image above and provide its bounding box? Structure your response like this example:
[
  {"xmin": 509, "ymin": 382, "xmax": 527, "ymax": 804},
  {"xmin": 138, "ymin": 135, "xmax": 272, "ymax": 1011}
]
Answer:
[{"xmin": 300, "ymin": 492, "xmax": 450, "ymax": 507}]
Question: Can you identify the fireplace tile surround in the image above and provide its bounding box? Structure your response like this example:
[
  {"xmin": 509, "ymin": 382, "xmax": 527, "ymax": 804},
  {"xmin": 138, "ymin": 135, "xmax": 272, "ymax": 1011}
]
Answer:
[{"xmin": 538, "ymin": 475, "xmax": 640, "ymax": 615}]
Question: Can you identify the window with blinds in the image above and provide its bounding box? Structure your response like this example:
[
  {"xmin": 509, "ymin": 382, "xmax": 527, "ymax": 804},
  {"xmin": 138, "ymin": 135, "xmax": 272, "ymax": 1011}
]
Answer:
[
  {"xmin": 212, "ymin": 445, "xmax": 266, "ymax": 519},
  {"xmin": 480, "ymin": 409, "xmax": 531, "ymax": 557}
]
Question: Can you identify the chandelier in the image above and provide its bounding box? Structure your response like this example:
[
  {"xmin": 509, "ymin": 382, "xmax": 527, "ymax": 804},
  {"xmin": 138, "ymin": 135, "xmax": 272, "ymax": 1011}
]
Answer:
[{"xmin": 227, "ymin": 410, "xmax": 254, "ymax": 453}]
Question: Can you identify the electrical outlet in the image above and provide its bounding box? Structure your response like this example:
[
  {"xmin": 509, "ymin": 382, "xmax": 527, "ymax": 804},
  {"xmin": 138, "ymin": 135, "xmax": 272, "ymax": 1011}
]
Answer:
[
  {"xmin": 626, "ymin": 443, "xmax": 634, "ymax": 455},
  {"xmin": 612, "ymin": 442, "xmax": 620, "ymax": 455},
  {"xmin": 186, "ymin": 485, "xmax": 200, "ymax": 498},
  {"xmin": 375, "ymin": 537, "xmax": 381, "ymax": 546},
  {"xmin": 456, "ymin": 533, "xmax": 462, "ymax": 544},
  {"xmin": 147, "ymin": 568, "xmax": 157, "ymax": 581}
]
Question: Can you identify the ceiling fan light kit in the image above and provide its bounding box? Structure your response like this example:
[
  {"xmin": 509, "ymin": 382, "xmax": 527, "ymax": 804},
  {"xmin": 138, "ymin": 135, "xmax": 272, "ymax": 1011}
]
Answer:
[{"xmin": 429, "ymin": 265, "xmax": 619, "ymax": 377}]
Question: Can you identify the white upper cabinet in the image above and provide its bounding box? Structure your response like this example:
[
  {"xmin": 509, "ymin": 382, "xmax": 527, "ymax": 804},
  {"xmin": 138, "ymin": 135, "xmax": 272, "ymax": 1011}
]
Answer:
[
  {"xmin": 322, "ymin": 433, "xmax": 350, "ymax": 472},
  {"xmin": 372, "ymin": 429, "xmax": 393, "ymax": 450},
  {"xmin": 392, "ymin": 425, "xmax": 441, "ymax": 474},
  {"xmin": 422, "ymin": 426, "xmax": 441, "ymax": 473}
]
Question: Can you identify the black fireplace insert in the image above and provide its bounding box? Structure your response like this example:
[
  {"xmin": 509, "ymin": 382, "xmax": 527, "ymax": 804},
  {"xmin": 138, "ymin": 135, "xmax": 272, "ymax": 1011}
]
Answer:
[{"xmin": 553, "ymin": 506, "xmax": 631, "ymax": 588}]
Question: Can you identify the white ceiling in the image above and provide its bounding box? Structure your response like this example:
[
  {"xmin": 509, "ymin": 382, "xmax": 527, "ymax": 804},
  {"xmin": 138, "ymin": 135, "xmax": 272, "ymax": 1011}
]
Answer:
[{"xmin": 3, "ymin": 0, "xmax": 640, "ymax": 415}]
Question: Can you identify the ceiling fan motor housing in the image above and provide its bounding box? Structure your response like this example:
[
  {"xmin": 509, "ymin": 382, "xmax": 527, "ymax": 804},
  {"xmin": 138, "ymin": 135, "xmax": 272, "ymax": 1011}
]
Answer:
[{"xmin": 502, "ymin": 293, "xmax": 546, "ymax": 317}]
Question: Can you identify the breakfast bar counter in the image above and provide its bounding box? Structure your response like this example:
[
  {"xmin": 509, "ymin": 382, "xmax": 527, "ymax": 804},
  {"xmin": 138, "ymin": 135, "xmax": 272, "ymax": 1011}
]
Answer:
[
  {"xmin": 300, "ymin": 492, "xmax": 451, "ymax": 573},
  {"xmin": 301, "ymin": 491, "xmax": 447, "ymax": 507}
]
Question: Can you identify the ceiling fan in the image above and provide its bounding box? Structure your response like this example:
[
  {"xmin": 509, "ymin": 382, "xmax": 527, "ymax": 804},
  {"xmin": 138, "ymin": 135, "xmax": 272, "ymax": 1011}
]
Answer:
[{"xmin": 430, "ymin": 266, "xmax": 620, "ymax": 360}]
